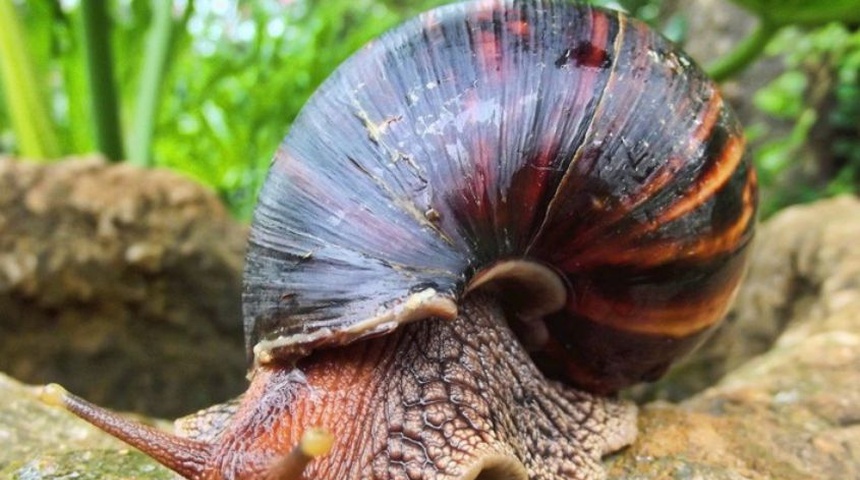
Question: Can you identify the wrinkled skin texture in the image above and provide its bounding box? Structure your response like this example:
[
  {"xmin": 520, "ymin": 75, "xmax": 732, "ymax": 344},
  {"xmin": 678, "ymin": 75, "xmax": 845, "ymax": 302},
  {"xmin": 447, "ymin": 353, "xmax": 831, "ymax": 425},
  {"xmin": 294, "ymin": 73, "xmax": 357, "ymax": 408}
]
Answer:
[{"xmin": 198, "ymin": 296, "xmax": 636, "ymax": 479}]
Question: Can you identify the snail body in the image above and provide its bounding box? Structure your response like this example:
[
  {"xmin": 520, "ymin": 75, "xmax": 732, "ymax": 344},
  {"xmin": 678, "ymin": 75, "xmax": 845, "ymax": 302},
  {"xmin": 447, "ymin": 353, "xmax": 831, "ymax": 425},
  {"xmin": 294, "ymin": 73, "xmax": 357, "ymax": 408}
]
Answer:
[{"xmin": 51, "ymin": 1, "xmax": 756, "ymax": 479}]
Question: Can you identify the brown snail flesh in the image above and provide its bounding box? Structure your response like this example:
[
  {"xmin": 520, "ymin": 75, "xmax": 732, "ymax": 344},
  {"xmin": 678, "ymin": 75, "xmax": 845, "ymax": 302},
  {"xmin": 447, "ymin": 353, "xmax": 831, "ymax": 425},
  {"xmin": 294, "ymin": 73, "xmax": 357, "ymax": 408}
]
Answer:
[{"xmin": 47, "ymin": 1, "xmax": 757, "ymax": 479}]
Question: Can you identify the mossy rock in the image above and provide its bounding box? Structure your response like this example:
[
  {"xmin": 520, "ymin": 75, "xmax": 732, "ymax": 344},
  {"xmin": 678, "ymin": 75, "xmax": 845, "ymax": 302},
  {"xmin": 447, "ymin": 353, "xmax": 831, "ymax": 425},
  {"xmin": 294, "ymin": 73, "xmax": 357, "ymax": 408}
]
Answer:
[{"xmin": 1, "ymin": 450, "xmax": 174, "ymax": 480}]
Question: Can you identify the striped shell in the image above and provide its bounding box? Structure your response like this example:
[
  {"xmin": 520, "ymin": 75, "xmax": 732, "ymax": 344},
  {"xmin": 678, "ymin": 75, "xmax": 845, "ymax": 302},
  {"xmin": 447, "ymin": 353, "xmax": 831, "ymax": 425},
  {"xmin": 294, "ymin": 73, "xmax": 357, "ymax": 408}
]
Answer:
[{"xmin": 243, "ymin": 0, "xmax": 757, "ymax": 393}]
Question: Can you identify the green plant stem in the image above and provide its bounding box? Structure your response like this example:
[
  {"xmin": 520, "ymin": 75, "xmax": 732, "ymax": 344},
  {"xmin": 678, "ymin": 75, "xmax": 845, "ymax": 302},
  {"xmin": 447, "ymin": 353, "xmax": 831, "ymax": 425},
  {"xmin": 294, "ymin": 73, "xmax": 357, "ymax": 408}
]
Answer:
[
  {"xmin": 129, "ymin": 2, "xmax": 176, "ymax": 167},
  {"xmin": 708, "ymin": 19, "xmax": 781, "ymax": 82},
  {"xmin": 0, "ymin": 0, "xmax": 61, "ymax": 159},
  {"xmin": 79, "ymin": 0, "xmax": 124, "ymax": 161}
]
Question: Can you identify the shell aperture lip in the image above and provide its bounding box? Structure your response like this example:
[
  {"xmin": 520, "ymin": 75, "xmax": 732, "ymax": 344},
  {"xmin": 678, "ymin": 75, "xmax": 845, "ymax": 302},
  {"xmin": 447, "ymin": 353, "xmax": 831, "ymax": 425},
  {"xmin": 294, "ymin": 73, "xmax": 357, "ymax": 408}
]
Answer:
[{"xmin": 252, "ymin": 288, "xmax": 458, "ymax": 366}]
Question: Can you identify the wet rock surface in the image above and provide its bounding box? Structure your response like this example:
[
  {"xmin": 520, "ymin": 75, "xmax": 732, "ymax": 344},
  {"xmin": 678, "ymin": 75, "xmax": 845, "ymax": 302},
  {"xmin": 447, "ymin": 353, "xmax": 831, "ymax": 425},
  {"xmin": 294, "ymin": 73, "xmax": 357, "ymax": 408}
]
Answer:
[
  {"xmin": 0, "ymin": 157, "xmax": 247, "ymax": 417},
  {"xmin": 1, "ymin": 156, "xmax": 858, "ymax": 479}
]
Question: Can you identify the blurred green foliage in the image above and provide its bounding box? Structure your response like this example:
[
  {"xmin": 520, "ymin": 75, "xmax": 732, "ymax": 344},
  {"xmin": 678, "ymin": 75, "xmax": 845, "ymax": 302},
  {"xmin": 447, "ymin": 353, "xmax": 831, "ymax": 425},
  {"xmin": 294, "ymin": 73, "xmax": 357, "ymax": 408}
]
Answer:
[
  {"xmin": 750, "ymin": 23, "xmax": 860, "ymax": 216},
  {"xmin": 731, "ymin": 0, "xmax": 860, "ymax": 26},
  {"xmin": 0, "ymin": 0, "xmax": 858, "ymax": 219},
  {"xmin": 708, "ymin": 0, "xmax": 860, "ymax": 82}
]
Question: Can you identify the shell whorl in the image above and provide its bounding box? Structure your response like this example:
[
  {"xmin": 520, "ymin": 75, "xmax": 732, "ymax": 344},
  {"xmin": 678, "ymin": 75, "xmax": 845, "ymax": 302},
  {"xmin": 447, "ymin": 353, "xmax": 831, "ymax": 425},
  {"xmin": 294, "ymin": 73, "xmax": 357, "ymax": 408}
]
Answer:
[{"xmin": 243, "ymin": 0, "xmax": 757, "ymax": 393}]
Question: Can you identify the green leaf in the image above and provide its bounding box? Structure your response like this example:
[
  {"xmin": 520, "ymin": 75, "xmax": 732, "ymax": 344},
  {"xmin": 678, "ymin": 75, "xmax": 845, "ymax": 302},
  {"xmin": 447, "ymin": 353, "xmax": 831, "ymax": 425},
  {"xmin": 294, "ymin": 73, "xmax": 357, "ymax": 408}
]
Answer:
[
  {"xmin": 128, "ymin": 1, "xmax": 189, "ymax": 167},
  {"xmin": 79, "ymin": 0, "xmax": 124, "ymax": 161},
  {"xmin": 753, "ymin": 70, "xmax": 807, "ymax": 117},
  {"xmin": 730, "ymin": 0, "xmax": 860, "ymax": 26},
  {"xmin": 0, "ymin": 0, "xmax": 61, "ymax": 159}
]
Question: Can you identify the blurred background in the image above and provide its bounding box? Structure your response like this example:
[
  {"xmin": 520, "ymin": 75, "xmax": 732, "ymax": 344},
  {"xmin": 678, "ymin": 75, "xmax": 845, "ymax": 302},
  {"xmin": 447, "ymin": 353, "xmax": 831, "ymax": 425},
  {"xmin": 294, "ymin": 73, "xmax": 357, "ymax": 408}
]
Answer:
[{"xmin": 2, "ymin": 0, "xmax": 858, "ymax": 220}]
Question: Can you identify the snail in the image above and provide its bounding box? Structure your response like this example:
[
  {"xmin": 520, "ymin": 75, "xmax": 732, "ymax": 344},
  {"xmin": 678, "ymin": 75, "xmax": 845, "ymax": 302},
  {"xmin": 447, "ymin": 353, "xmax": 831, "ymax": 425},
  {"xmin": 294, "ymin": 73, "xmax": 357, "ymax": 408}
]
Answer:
[{"xmin": 41, "ymin": 0, "xmax": 757, "ymax": 479}]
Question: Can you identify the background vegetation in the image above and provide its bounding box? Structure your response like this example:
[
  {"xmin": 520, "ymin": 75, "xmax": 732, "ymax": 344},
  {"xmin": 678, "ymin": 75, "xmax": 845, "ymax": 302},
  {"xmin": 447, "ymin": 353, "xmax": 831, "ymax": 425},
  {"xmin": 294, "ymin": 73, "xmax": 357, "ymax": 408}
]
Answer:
[{"xmin": 1, "ymin": 0, "xmax": 858, "ymax": 218}]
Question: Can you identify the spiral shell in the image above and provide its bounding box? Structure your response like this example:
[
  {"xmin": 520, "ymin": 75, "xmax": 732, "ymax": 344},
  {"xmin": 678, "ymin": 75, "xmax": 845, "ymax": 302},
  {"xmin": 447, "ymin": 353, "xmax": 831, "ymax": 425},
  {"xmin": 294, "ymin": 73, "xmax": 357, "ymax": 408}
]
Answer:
[{"xmin": 243, "ymin": 0, "xmax": 757, "ymax": 393}]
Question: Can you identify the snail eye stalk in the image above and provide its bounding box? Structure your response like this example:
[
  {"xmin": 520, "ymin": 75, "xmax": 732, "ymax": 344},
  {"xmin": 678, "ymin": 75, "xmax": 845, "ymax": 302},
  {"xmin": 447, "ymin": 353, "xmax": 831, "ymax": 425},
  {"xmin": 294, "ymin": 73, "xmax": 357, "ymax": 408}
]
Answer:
[{"xmin": 264, "ymin": 427, "xmax": 335, "ymax": 480}]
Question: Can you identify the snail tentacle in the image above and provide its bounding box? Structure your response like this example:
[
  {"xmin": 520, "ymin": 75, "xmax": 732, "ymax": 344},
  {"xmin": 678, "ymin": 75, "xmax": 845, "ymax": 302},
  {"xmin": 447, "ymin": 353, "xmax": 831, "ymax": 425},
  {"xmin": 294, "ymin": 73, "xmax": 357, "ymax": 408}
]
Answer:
[
  {"xmin": 264, "ymin": 428, "xmax": 335, "ymax": 480},
  {"xmin": 40, "ymin": 384, "xmax": 212, "ymax": 478}
]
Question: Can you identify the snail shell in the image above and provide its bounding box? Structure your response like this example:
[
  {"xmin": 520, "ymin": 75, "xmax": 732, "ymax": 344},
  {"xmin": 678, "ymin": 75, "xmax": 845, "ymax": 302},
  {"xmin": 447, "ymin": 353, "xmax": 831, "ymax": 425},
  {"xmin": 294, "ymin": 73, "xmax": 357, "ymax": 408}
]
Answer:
[{"xmin": 243, "ymin": 0, "xmax": 757, "ymax": 394}]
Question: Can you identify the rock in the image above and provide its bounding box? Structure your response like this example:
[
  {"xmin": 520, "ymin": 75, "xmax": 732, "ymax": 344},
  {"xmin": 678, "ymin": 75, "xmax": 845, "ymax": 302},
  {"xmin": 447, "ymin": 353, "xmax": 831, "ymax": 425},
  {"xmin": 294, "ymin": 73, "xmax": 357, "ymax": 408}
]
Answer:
[
  {"xmin": 3, "ymin": 451, "xmax": 174, "ymax": 480},
  {"xmin": 713, "ymin": 195, "xmax": 860, "ymax": 370},
  {"xmin": 0, "ymin": 157, "xmax": 248, "ymax": 417},
  {"xmin": 608, "ymin": 330, "xmax": 860, "ymax": 479},
  {"xmin": 0, "ymin": 372, "xmax": 173, "ymax": 478}
]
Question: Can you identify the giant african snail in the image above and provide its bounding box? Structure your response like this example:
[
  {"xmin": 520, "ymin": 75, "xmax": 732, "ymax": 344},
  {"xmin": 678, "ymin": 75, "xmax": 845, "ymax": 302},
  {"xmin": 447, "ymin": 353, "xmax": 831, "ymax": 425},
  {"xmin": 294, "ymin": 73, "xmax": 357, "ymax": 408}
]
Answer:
[{"xmin": 42, "ymin": 1, "xmax": 757, "ymax": 478}]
